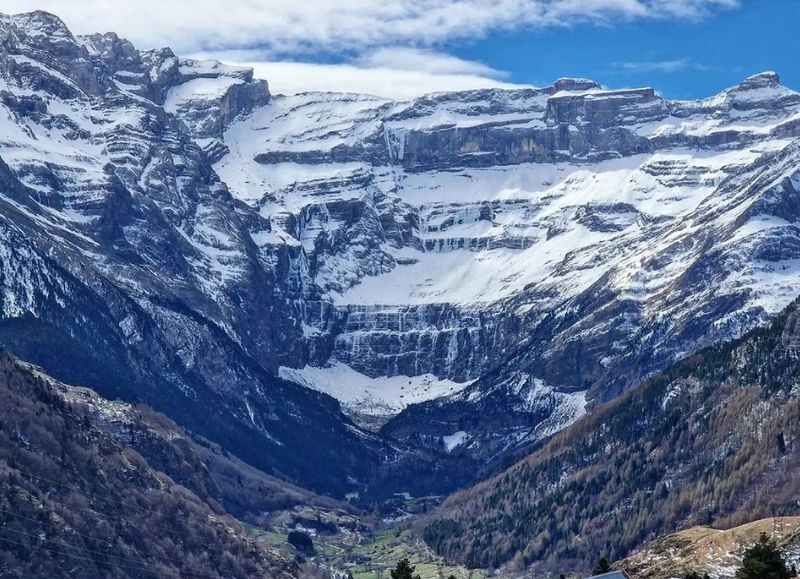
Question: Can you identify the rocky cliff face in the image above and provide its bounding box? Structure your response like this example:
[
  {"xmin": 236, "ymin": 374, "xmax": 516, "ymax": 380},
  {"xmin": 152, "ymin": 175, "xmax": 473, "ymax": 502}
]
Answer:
[{"xmin": 3, "ymin": 10, "xmax": 800, "ymax": 498}]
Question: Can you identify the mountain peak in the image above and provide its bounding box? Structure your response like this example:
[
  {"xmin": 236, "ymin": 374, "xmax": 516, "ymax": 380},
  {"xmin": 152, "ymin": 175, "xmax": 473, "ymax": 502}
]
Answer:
[
  {"xmin": 4, "ymin": 10, "xmax": 73, "ymax": 40},
  {"xmin": 552, "ymin": 77, "xmax": 602, "ymax": 92},
  {"xmin": 739, "ymin": 70, "xmax": 781, "ymax": 90}
]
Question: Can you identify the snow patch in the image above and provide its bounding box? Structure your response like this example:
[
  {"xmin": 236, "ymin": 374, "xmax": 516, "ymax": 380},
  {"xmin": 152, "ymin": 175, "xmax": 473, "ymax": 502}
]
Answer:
[
  {"xmin": 278, "ymin": 361, "xmax": 474, "ymax": 416},
  {"xmin": 164, "ymin": 77, "xmax": 242, "ymax": 113},
  {"xmin": 442, "ymin": 431, "xmax": 469, "ymax": 452}
]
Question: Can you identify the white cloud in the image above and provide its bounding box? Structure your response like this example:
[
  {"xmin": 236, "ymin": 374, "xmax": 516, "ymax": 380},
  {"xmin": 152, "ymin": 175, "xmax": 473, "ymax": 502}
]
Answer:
[
  {"xmin": 355, "ymin": 47, "xmax": 509, "ymax": 79},
  {"xmin": 614, "ymin": 58, "xmax": 711, "ymax": 73},
  {"xmin": 189, "ymin": 51, "xmax": 527, "ymax": 99},
  {"xmin": 4, "ymin": 1, "xmax": 739, "ymax": 54},
  {"xmin": 4, "ymin": 0, "xmax": 738, "ymax": 97}
]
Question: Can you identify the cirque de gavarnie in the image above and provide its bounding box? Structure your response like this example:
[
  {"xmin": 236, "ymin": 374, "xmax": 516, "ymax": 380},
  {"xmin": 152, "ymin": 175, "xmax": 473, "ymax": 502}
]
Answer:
[{"xmin": 2, "ymin": 8, "xmax": 800, "ymax": 579}]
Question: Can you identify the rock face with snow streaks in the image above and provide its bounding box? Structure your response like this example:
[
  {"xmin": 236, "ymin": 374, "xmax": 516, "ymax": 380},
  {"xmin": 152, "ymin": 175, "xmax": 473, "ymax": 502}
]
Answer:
[
  {"xmin": 0, "ymin": 10, "xmax": 402, "ymax": 499},
  {"xmin": 221, "ymin": 67, "xmax": 800, "ymax": 464}
]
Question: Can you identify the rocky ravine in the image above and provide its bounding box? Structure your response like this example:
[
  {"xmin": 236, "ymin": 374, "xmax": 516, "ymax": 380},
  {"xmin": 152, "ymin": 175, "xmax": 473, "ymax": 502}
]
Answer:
[{"xmin": 3, "ymin": 10, "xmax": 800, "ymax": 496}]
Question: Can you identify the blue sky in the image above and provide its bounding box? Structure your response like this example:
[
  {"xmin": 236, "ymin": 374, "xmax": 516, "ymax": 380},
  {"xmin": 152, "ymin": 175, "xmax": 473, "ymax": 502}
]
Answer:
[
  {"xmin": 7, "ymin": 0, "xmax": 798, "ymax": 99},
  {"xmin": 450, "ymin": 0, "xmax": 800, "ymax": 98}
]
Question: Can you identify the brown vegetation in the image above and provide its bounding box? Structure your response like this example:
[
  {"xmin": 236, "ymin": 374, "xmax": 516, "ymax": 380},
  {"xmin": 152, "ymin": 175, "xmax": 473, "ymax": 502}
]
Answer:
[
  {"xmin": 620, "ymin": 517, "xmax": 800, "ymax": 579},
  {"xmin": 0, "ymin": 353, "xmax": 296, "ymax": 578}
]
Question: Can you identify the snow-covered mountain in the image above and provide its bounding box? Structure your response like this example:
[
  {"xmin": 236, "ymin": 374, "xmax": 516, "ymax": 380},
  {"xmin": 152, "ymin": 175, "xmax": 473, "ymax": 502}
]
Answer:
[
  {"xmin": 0, "ymin": 10, "xmax": 411, "ymax": 499},
  {"xmin": 3, "ymin": 10, "xmax": 800, "ymax": 493},
  {"xmin": 213, "ymin": 63, "xmax": 800, "ymax": 463}
]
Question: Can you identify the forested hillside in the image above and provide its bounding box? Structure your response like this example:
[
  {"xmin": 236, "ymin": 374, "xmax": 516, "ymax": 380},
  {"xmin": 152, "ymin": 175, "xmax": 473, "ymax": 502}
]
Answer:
[
  {"xmin": 423, "ymin": 299, "xmax": 800, "ymax": 574},
  {"xmin": 0, "ymin": 353, "xmax": 296, "ymax": 578}
]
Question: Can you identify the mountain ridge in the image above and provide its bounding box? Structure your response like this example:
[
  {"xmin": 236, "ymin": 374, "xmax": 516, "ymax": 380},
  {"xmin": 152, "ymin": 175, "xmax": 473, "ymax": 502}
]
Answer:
[{"xmin": 3, "ymin": 8, "xmax": 800, "ymax": 503}]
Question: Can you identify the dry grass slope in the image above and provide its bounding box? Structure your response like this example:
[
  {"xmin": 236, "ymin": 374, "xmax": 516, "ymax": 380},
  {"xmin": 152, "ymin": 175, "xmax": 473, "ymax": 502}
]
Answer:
[{"xmin": 619, "ymin": 517, "xmax": 800, "ymax": 579}]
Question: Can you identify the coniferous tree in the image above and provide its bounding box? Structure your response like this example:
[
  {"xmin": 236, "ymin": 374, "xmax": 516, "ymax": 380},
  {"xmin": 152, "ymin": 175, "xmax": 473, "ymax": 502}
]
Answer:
[
  {"xmin": 391, "ymin": 559, "xmax": 421, "ymax": 579},
  {"xmin": 593, "ymin": 557, "xmax": 611, "ymax": 575},
  {"xmin": 735, "ymin": 533, "xmax": 792, "ymax": 579},
  {"xmin": 288, "ymin": 530, "xmax": 315, "ymax": 554}
]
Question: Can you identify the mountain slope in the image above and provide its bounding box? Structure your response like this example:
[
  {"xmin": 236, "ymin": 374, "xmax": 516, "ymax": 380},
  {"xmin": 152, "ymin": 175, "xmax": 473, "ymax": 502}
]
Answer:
[
  {"xmin": 422, "ymin": 298, "xmax": 800, "ymax": 574},
  {"xmin": 59, "ymin": 368, "xmax": 349, "ymax": 522},
  {"xmin": 0, "ymin": 352, "xmax": 296, "ymax": 578},
  {"xmin": 618, "ymin": 517, "xmax": 800, "ymax": 579}
]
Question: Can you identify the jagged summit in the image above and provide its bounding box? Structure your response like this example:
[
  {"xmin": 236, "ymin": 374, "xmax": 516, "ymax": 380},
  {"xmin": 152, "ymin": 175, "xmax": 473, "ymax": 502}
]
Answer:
[
  {"xmin": 0, "ymin": 10, "xmax": 73, "ymax": 39},
  {"xmin": 699, "ymin": 69, "xmax": 798, "ymax": 112},
  {"xmin": 740, "ymin": 69, "xmax": 781, "ymax": 88},
  {"xmin": 0, "ymin": 10, "xmax": 267, "ymax": 106}
]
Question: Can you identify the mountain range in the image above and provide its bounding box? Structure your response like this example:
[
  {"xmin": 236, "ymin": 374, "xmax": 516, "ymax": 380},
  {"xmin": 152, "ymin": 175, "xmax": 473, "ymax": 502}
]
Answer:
[{"xmin": 2, "ymin": 9, "xmax": 800, "ymax": 577}]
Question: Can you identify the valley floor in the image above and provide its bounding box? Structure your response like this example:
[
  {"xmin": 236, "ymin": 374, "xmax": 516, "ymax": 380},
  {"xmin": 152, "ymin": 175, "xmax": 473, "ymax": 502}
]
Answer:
[{"xmin": 253, "ymin": 499, "xmax": 486, "ymax": 579}]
